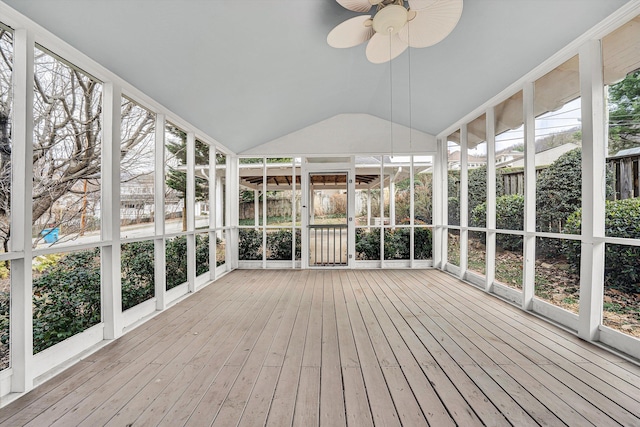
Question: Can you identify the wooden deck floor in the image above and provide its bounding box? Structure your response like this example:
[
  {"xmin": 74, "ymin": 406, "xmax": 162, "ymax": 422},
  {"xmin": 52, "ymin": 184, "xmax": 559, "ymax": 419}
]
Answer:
[{"xmin": 1, "ymin": 269, "xmax": 640, "ymax": 426}]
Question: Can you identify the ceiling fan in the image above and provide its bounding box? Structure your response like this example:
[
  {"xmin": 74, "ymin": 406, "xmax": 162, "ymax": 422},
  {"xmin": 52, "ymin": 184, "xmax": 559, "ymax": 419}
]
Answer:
[{"xmin": 327, "ymin": 0, "xmax": 463, "ymax": 64}]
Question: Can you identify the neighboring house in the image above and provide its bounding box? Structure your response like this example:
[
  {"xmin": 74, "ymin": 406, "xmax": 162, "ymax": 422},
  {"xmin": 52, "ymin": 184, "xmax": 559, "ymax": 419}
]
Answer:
[
  {"xmin": 120, "ymin": 174, "xmax": 156, "ymax": 223},
  {"xmin": 508, "ymin": 142, "xmax": 580, "ymax": 168},
  {"xmin": 447, "ymin": 150, "xmax": 487, "ymax": 170}
]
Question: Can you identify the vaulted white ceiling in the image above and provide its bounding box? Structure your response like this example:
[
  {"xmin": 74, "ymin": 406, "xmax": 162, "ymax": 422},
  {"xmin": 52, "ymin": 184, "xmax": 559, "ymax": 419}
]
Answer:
[{"xmin": 2, "ymin": 0, "xmax": 630, "ymax": 154}]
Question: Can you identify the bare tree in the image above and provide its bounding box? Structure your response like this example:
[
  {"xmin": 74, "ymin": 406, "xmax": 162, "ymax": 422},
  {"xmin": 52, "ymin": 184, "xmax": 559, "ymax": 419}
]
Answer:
[{"xmin": 0, "ymin": 40, "xmax": 156, "ymax": 250}]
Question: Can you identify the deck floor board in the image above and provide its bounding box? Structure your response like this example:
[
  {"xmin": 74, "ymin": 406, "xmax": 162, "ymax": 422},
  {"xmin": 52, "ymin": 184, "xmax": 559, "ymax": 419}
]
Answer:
[{"xmin": 1, "ymin": 269, "xmax": 639, "ymax": 426}]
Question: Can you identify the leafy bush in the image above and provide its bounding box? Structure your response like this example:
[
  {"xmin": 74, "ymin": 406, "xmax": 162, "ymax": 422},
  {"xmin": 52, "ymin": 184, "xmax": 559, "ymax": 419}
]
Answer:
[
  {"xmin": 536, "ymin": 147, "xmax": 614, "ymax": 257},
  {"xmin": 32, "ymin": 249, "xmax": 101, "ymax": 353},
  {"xmin": 195, "ymin": 234, "xmax": 210, "ymax": 275},
  {"xmin": 239, "ymin": 228, "xmax": 262, "ymax": 260},
  {"xmin": 414, "ymin": 227, "xmax": 433, "ymax": 260},
  {"xmin": 356, "ymin": 227, "xmax": 432, "ymax": 260},
  {"xmin": 468, "ymin": 165, "xmax": 504, "ymax": 225},
  {"xmin": 564, "ymin": 198, "xmax": 640, "ymax": 293},
  {"xmin": 471, "ymin": 194, "xmax": 524, "ymax": 252},
  {"xmin": 266, "ymin": 229, "xmax": 301, "ymax": 260},
  {"xmin": 384, "ymin": 228, "xmax": 410, "ymax": 260},
  {"xmin": 355, "ymin": 228, "xmax": 380, "ymax": 260},
  {"xmin": 121, "ymin": 241, "xmax": 155, "ymax": 311},
  {"xmin": 166, "ymin": 236, "xmax": 187, "ymax": 290},
  {"xmin": 536, "ymin": 148, "xmax": 582, "ymax": 235},
  {"xmin": 0, "ymin": 290, "xmax": 8, "ymax": 364},
  {"xmin": 448, "ymin": 197, "xmax": 460, "ymax": 226}
]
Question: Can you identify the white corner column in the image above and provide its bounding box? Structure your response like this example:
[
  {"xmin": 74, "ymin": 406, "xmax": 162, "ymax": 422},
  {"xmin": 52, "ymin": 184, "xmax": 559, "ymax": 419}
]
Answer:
[
  {"xmin": 10, "ymin": 28, "xmax": 35, "ymax": 393},
  {"xmin": 522, "ymin": 82, "xmax": 536, "ymax": 311},
  {"xmin": 186, "ymin": 132, "xmax": 196, "ymax": 292},
  {"xmin": 459, "ymin": 124, "xmax": 469, "ymax": 279},
  {"xmin": 578, "ymin": 40, "xmax": 606, "ymax": 341},
  {"xmin": 101, "ymin": 82, "xmax": 123, "ymax": 340},
  {"xmin": 486, "ymin": 108, "xmax": 497, "ymax": 292},
  {"xmin": 154, "ymin": 114, "xmax": 167, "ymax": 310},
  {"xmin": 209, "ymin": 146, "xmax": 216, "ymax": 281},
  {"xmin": 228, "ymin": 155, "xmax": 239, "ymax": 270},
  {"xmin": 433, "ymin": 138, "xmax": 447, "ymax": 269}
]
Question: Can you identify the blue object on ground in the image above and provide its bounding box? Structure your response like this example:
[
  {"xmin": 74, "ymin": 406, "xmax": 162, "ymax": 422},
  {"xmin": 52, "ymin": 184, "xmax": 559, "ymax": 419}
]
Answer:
[{"xmin": 41, "ymin": 227, "xmax": 60, "ymax": 243}]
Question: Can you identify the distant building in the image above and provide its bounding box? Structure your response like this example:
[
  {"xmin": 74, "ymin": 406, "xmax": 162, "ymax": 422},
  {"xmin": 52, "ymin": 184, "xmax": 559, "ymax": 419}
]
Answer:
[{"xmin": 508, "ymin": 143, "xmax": 580, "ymax": 168}]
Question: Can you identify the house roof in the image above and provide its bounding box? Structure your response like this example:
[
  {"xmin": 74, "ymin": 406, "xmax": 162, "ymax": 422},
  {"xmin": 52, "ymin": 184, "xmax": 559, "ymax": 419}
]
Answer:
[{"xmin": 2, "ymin": 0, "xmax": 632, "ymax": 154}]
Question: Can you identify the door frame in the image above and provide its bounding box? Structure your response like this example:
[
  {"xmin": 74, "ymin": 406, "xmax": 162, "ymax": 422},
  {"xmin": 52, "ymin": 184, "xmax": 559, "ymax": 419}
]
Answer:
[{"xmin": 301, "ymin": 158, "xmax": 355, "ymax": 269}]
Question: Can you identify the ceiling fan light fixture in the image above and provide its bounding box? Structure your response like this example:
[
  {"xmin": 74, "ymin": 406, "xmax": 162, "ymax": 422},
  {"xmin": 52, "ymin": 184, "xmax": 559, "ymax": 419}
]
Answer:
[
  {"xmin": 372, "ymin": 4, "xmax": 407, "ymax": 35},
  {"xmin": 329, "ymin": 0, "xmax": 463, "ymax": 63}
]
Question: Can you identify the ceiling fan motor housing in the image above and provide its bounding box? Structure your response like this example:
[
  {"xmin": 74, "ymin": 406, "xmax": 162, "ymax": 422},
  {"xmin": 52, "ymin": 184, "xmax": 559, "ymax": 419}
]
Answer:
[{"xmin": 372, "ymin": 4, "xmax": 408, "ymax": 34}]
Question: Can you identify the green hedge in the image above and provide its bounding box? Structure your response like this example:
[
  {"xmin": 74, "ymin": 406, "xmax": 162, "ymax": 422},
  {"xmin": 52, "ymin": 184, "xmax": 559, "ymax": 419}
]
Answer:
[
  {"xmin": 564, "ymin": 198, "xmax": 640, "ymax": 293},
  {"xmin": 121, "ymin": 241, "xmax": 155, "ymax": 310},
  {"xmin": 355, "ymin": 228, "xmax": 380, "ymax": 260},
  {"xmin": 32, "ymin": 249, "xmax": 101, "ymax": 353},
  {"xmin": 356, "ymin": 228, "xmax": 432, "ymax": 260},
  {"xmin": 239, "ymin": 228, "xmax": 262, "ymax": 260},
  {"xmin": 471, "ymin": 194, "xmax": 524, "ymax": 252},
  {"xmin": 266, "ymin": 229, "xmax": 301, "ymax": 260},
  {"xmin": 0, "ymin": 235, "xmax": 215, "ymax": 354},
  {"xmin": 468, "ymin": 165, "xmax": 504, "ymax": 226}
]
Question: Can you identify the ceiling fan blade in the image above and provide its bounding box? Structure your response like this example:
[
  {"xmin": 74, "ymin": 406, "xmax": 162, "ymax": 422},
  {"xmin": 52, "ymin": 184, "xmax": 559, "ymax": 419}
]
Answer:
[
  {"xmin": 365, "ymin": 33, "xmax": 408, "ymax": 64},
  {"xmin": 327, "ymin": 16, "xmax": 374, "ymax": 48},
  {"xmin": 336, "ymin": 0, "xmax": 373, "ymax": 13},
  {"xmin": 399, "ymin": 0, "xmax": 463, "ymax": 48},
  {"xmin": 408, "ymin": 0, "xmax": 438, "ymax": 11}
]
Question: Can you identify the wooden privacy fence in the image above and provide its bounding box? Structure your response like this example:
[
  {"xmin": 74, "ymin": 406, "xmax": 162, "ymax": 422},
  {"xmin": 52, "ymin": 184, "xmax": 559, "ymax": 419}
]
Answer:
[
  {"xmin": 499, "ymin": 153, "xmax": 640, "ymax": 200},
  {"xmin": 609, "ymin": 154, "xmax": 639, "ymax": 200}
]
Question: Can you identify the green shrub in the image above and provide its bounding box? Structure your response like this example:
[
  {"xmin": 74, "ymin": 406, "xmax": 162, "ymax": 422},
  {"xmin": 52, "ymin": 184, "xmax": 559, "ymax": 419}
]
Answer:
[
  {"xmin": 32, "ymin": 249, "xmax": 101, "ymax": 353},
  {"xmin": 414, "ymin": 227, "xmax": 433, "ymax": 260},
  {"xmin": 536, "ymin": 148, "xmax": 582, "ymax": 236},
  {"xmin": 384, "ymin": 228, "xmax": 410, "ymax": 260},
  {"xmin": 355, "ymin": 228, "xmax": 380, "ymax": 260},
  {"xmin": 468, "ymin": 165, "xmax": 504, "ymax": 226},
  {"xmin": 0, "ymin": 291, "xmax": 9, "ymax": 356},
  {"xmin": 266, "ymin": 229, "xmax": 301, "ymax": 260},
  {"xmin": 471, "ymin": 194, "xmax": 524, "ymax": 252},
  {"xmin": 195, "ymin": 234, "xmax": 210, "ymax": 275},
  {"xmin": 239, "ymin": 228, "xmax": 262, "ymax": 260},
  {"xmin": 121, "ymin": 241, "xmax": 155, "ymax": 311},
  {"xmin": 564, "ymin": 198, "xmax": 640, "ymax": 293},
  {"xmin": 166, "ymin": 236, "xmax": 187, "ymax": 290},
  {"xmin": 448, "ymin": 197, "xmax": 460, "ymax": 226}
]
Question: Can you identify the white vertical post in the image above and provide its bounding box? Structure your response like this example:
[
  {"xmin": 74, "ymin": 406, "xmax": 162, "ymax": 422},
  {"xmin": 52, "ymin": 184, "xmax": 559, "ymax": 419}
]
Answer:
[
  {"xmin": 431, "ymin": 139, "xmax": 447, "ymax": 269},
  {"xmin": 216, "ymin": 173, "xmax": 224, "ymax": 239},
  {"xmin": 291, "ymin": 159, "xmax": 296, "ymax": 268},
  {"xmin": 578, "ymin": 40, "xmax": 606, "ymax": 341},
  {"xmin": 434, "ymin": 138, "xmax": 448, "ymax": 269},
  {"xmin": 186, "ymin": 132, "xmax": 195, "ymax": 292},
  {"xmin": 228, "ymin": 155, "xmax": 239, "ymax": 270},
  {"xmin": 209, "ymin": 146, "xmax": 216, "ymax": 281},
  {"xmin": 262, "ymin": 158, "xmax": 267, "ymax": 269},
  {"xmin": 486, "ymin": 108, "xmax": 496, "ymax": 292},
  {"xmin": 433, "ymin": 139, "xmax": 444, "ymax": 269},
  {"xmin": 523, "ymin": 82, "xmax": 536, "ymax": 310},
  {"xmin": 10, "ymin": 28, "xmax": 34, "ymax": 393},
  {"xmin": 389, "ymin": 175, "xmax": 396, "ymax": 227},
  {"xmin": 301, "ymin": 160, "xmax": 309, "ymax": 269},
  {"xmin": 101, "ymin": 82, "xmax": 122, "ymax": 339},
  {"xmin": 380, "ymin": 158, "xmax": 385, "ymax": 265},
  {"xmin": 348, "ymin": 160, "xmax": 356, "ymax": 268},
  {"xmin": 154, "ymin": 114, "xmax": 166, "ymax": 310},
  {"xmin": 366, "ymin": 189, "xmax": 372, "ymax": 227},
  {"xmin": 409, "ymin": 157, "xmax": 415, "ymax": 267},
  {"xmin": 460, "ymin": 124, "xmax": 469, "ymax": 279},
  {"xmin": 254, "ymin": 189, "xmax": 259, "ymax": 227}
]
